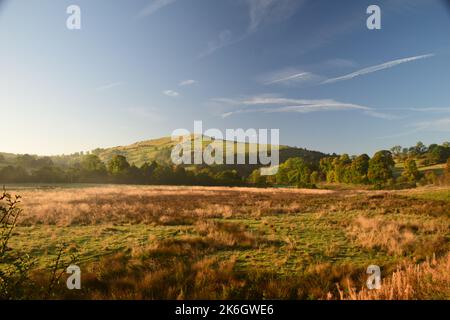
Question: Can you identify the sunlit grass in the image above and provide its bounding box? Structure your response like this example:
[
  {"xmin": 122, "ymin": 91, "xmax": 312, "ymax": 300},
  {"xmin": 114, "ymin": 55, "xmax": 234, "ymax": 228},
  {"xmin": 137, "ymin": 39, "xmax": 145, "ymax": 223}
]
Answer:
[{"xmin": 4, "ymin": 185, "xmax": 449, "ymax": 299}]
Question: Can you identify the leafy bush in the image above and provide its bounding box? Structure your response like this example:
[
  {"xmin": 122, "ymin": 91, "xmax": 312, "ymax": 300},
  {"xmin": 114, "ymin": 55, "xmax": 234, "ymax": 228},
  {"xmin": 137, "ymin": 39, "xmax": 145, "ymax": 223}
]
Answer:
[
  {"xmin": 0, "ymin": 190, "xmax": 33, "ymax": 299},
  {"xmin": 0, "ymin": 190, "xmax": 77, "ymax": 299}
]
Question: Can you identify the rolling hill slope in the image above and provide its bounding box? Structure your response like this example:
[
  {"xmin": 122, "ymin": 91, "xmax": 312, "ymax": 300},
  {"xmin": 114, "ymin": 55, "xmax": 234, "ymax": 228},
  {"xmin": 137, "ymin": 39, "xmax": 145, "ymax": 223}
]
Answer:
[
  {"xmin": 1, "ymin": 135, "xmax": 327, "ymax": 177},
  {"xmin": 90, "ymin": 135, "xmax": 327, "ymax": 168}
]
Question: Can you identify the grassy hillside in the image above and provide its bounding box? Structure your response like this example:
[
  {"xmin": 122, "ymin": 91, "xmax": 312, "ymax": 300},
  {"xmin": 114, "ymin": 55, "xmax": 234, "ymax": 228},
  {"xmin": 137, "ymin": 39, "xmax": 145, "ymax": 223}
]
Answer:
[
  {"xmin": 92, "ymin": 135, "xmax": 327, "ymax": 167},
  {"xmin": 1, "ymin": 136, "xmax": 326, "ymax": 172}
]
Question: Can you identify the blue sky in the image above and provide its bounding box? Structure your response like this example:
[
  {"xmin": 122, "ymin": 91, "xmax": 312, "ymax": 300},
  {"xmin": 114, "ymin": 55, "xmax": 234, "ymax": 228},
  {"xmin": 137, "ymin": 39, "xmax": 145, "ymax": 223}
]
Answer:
[{"xmin": 0, "ymin": 0, "xmax": 449, "ymax": 156}]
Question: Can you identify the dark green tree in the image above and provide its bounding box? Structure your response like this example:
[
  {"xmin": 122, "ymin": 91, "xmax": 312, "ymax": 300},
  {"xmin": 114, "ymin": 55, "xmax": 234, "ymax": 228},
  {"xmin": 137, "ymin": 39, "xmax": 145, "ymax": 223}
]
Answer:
[
  {"xmin": 107, "ymin": 155, "xmax": 130, "ymax": 175},
  {"xmin": 367, "ymin": 151, "xmax": 395, "ymax": 184},
  {"xmin": 350, "ymin": 154, "xmax": 370, "ymax": 184},
  {"xmin": 319, "ymin": 157, "xmax": 336, "ymax": 183},
  {"xmin": 215, "ymin": 170, "xmax": 242, "ymax": 186},
  {"xmin": 107, "ymin": 155, "xmax": 131, "ymax": 182},
  {"xmin": 277, "ymin": 157, "xmax": 312, "ymax": 188},
  {"xmin": 332, "ymin": 154, "xmax": 351, "ymax": 183},
  {"xmin": 140, "ymin": 161, "xmax": 158, "ymax": 184}
]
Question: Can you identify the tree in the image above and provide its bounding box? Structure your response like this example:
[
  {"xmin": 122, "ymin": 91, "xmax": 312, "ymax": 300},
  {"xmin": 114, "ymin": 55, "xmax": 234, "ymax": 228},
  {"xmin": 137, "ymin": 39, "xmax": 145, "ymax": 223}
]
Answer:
[
  {"xmin": 368, "ymin": 151, "xmax": 394, "ymax": 184},
  {"xmin": 214, "ymin": 170, "xmax": 242, "ymax": 186},
  {"xmin": 107, "ymin": 155, "xmax": 131, "ymax": 182},
  {"xmin": 152, "ymin": 164, "xmax": 173, "ymax": 184},
  {"xmin": 140, "ymin": 161, "xmax": 157, "ymax": 184},
  {"xmin": 80, "ymin": 155, "xmax": 107, "ymax": 181},
  {"xmin": 34, "ymin": 157, "xmax": 54, "ymax": 168},
  {"xmin": 193, "ymin": 168, "xmax": 215, "ymax": 186},
  {"xmin": 426, "ymin": 144, "xmax": 449, "ymax": 165},
  {"xmin": 172, "ymin": 166, "xmax": 188, "ymax": 185},
  {"xmin": 15, "ymin": 154, "xmax": 37, "ymax": 168},
  {"xmin": 107, "ymin": 155, "xmax": 130, "ymax": 175},
  {"xmin": 415, "ymin": 141, "xmax": 427, "ymax": 155},
  {"xmin": 247, "ymin": 169, "xmax": 267, "ymax": 187},
  {"xmin": 0, "ymin": 154, "xmax": 4, "ymax": 163},
  {"xmin": 277, "ymin": 157, "xmax": 312, "ymax": 188},
  {"xmin": 310, "ymin": 171, "xmax": 319, "ymax": 184},
  {"xmin": 402, "ymin": 159, "xmax": 422, "ymax": 182},
  {"xmin": 350, "ymin": 154, "xmax": 370, "ymax": 184},
  {"xmin": 0, "ymin": 166, "xmax": 30, "ymax": 183},
  {"xmin": 319, "ymin": 157, "xmax": 336, "ymax": 183},
  {"xmin": 332, "ymin": 154, "xmax": 351, "ymax": 183},
  {"xmin": 32, "ymin": 166, "xmax": 66, "ymax": 183},
  {"xmin": 81, "ymin": 154, "xmax": 105, "ymax": 172}
]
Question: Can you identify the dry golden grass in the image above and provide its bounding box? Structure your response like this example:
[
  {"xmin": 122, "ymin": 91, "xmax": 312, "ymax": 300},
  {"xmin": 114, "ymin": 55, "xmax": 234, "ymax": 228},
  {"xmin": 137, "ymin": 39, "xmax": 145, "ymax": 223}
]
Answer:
[
  {"xmin": 334, "ymin": 253, "xmax": 450, "ymax": 300},
  {"xmin": 16, "ymin": 186, "xmax": 335, "ymax": 226},
  {"xmin": 347, "ymin": 216, "xmax": 417, "ymax": 255},
  {"xmin": 5, "ymin": 185, "xmax": 449, "ymax": 300},
  {"xmin": 16, "ymin": 186, "xmax": 449, "ymax": 226}
]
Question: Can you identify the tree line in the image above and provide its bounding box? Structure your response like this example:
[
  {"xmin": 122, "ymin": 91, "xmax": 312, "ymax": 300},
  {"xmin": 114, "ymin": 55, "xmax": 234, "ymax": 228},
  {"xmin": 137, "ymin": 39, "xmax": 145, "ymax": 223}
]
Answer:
[
  {"xmin": 390, "ymin": 141, "xmax": 450, "ymax": 165},
  {"xmin": 0, "ymin": 154, "xmax": 246, "ymax": 186},
  {"xmin": 1, "ymin": 141, "xmax": 449, "ymax": 189}
]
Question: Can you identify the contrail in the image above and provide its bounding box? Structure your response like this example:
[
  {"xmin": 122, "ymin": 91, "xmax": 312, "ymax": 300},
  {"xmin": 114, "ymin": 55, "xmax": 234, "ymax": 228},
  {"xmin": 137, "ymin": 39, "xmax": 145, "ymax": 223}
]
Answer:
[{"xmin": 322, "ymin": 54, "xmax": 434, "ymax": 85}]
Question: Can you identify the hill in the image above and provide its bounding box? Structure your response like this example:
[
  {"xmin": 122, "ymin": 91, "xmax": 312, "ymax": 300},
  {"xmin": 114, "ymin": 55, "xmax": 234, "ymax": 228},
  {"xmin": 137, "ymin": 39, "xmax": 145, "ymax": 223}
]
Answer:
[{"xmin": 89, "ymin": 135, "xmax": 327, "ymax": 168}]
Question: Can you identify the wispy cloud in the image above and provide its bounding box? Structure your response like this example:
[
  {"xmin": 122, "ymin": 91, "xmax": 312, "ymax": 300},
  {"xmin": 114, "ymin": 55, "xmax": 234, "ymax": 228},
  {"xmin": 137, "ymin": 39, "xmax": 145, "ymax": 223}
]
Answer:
[
  {"xmin": 408, "ymin": 107, "xmax": 450, "ymax": 113},
  {"xmin": 261, "ymin": 70, "xmax": 318, "ymax": 85},
  {"xmin": 322, "ymin": 54, "xmax": 435, "ymax": 84},
  {"xmin": 215, "ymin": 95, "xmax": 394, "ymax": 119},
  {"xmin": 137, "ymin": 0, "xmax": 177, "ymax": 18},
  {"xmin": 179, "ymin": 79, "xmax": 198, "ymax": 86},
  {"xmin": 247, "ymin": 0, "xmax": 303, "ymax": 32},
  {"xmin": 95, "ymin": 82, "xmax": 125, "ymax": 91},
  {"xmin": 163, "ymin": 90, "xmax": 179, "ymax": 97},
  {"xmin": 411, "ymin": 117, "xmax": 450, "ymax": 132},
  {"xmin": 200, "ymin": 0, "xmax": 304, "ymax": 57},
  {"xmin": 259, "ymin": 59, "xmax": 356, "ymax": 87},
  {"xmin": 377, "ymin": 116, "xmax": 450, "ymax": 139},
  {"xmin": 199, "ymin": 30, "xmax": 243, "ymax": 58}
]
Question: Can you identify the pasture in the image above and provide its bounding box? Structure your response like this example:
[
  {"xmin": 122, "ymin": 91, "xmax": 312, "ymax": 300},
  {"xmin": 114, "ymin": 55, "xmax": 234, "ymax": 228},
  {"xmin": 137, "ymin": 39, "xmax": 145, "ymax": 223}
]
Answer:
[{"xmin": 4, "ymin": 185, "xmax": 450, "ymax": 299}]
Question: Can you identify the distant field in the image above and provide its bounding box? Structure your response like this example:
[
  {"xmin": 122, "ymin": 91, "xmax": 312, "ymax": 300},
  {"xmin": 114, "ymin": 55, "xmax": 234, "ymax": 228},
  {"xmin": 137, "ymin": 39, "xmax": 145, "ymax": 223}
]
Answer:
[
  {"xmin": 418, "ymin": 163, "xmax": 446, "ymax": 175},
  {"xmin": 394, "ymin": 162, "xmax": 446, "ymax": 177},
  {"xmin": 4, "ymin": 185, "xmax": 450, "ymax": 299},
  {"xmin": 397, "ymin": 186, "xmax": 450, "ymax": 201}
]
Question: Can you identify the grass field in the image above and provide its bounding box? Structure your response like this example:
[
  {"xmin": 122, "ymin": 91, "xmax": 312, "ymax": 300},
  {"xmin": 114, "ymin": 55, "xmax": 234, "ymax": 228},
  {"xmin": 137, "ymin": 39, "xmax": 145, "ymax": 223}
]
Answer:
[
  {"xmin": 394, "ymin": 162, "xmax": 446, "ymax": 178},
  {"xmin": 3, "ymin": 185, "xmax": 450, "ymax": 299}
]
